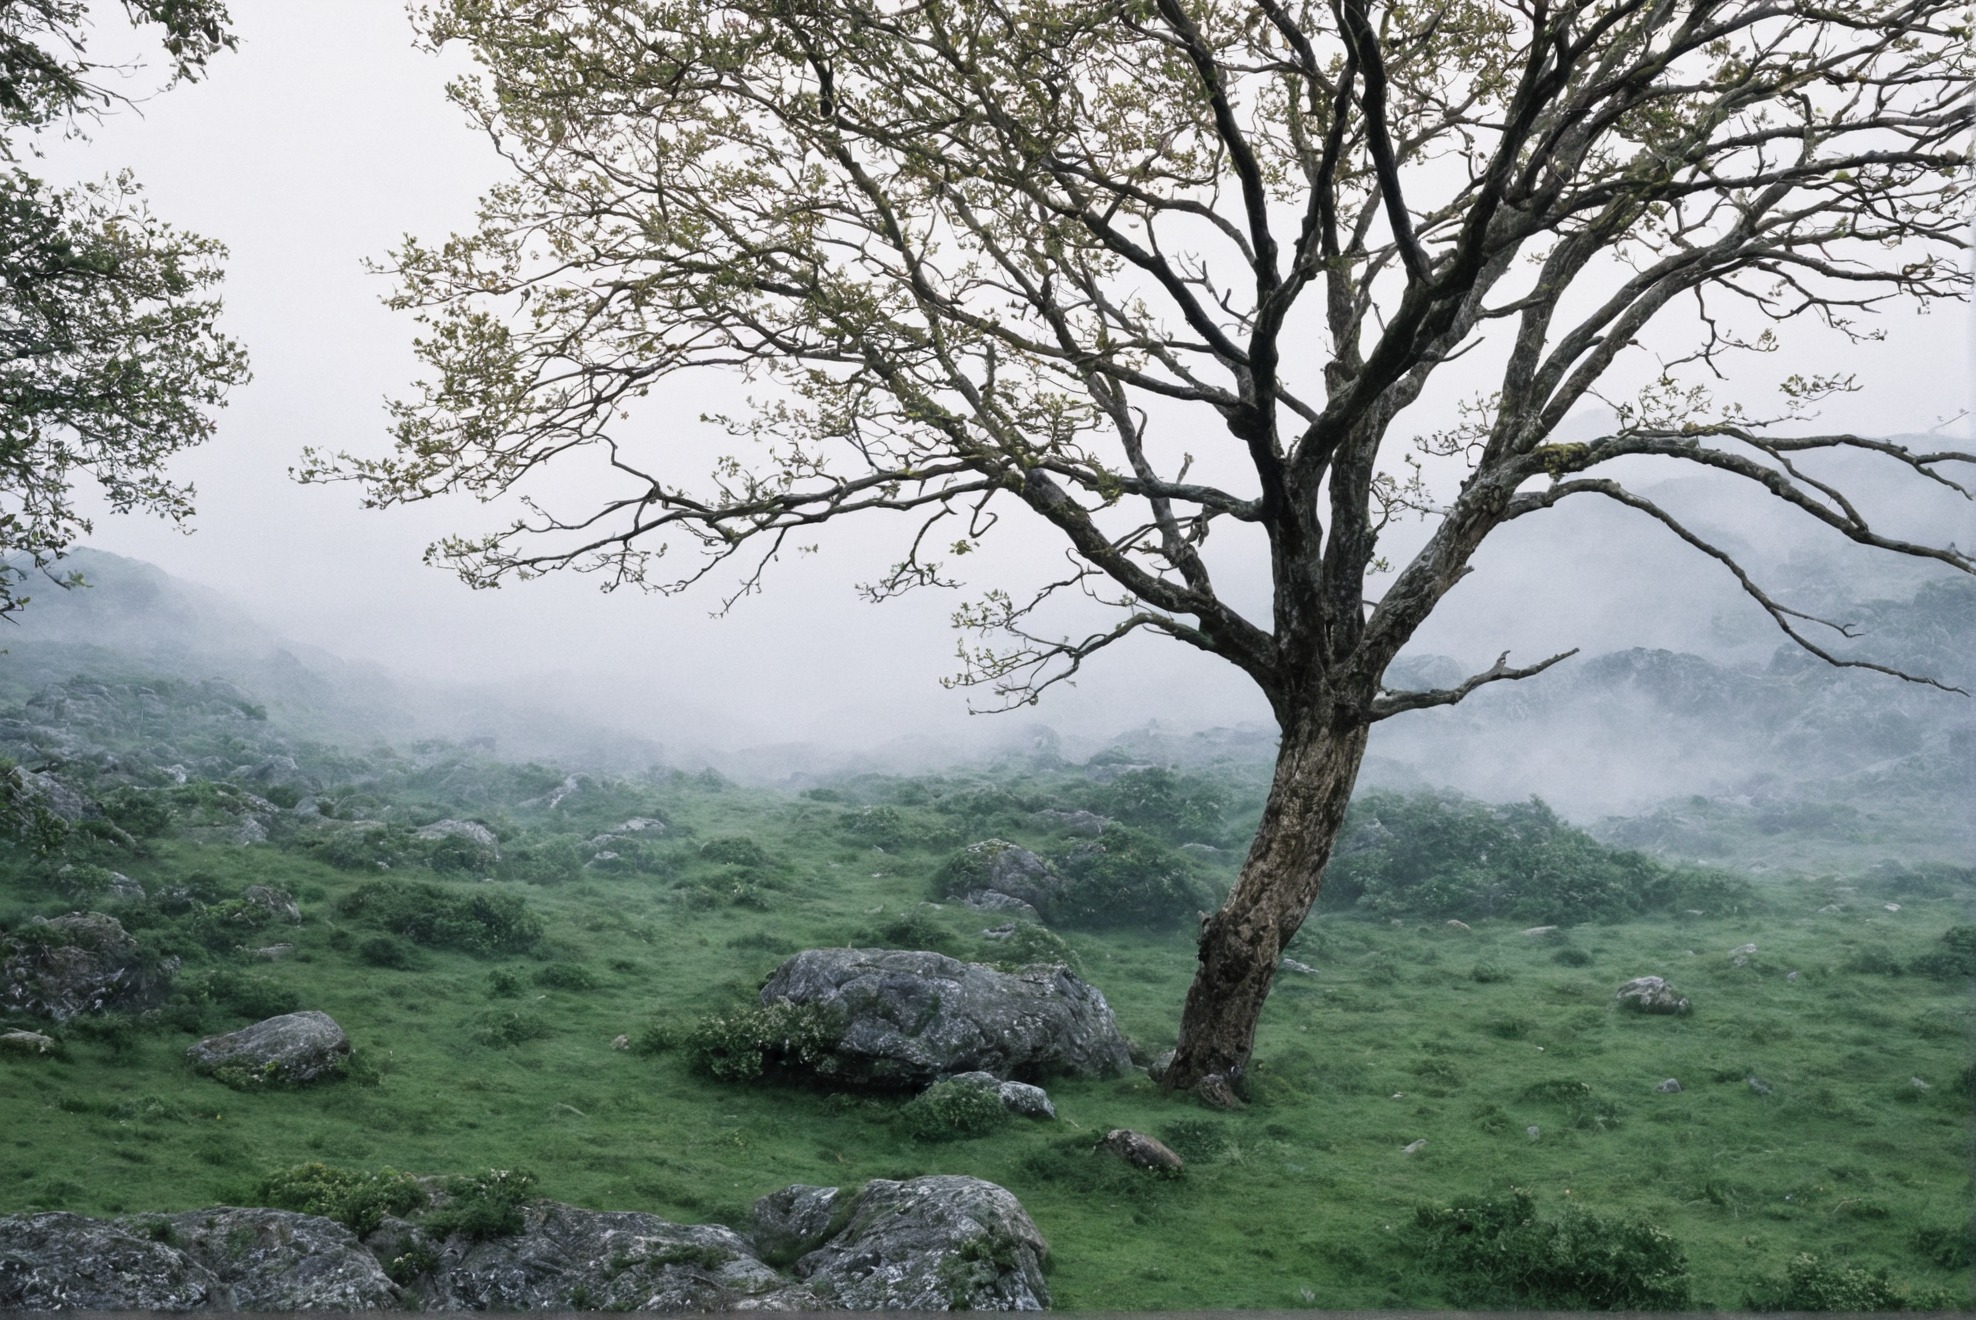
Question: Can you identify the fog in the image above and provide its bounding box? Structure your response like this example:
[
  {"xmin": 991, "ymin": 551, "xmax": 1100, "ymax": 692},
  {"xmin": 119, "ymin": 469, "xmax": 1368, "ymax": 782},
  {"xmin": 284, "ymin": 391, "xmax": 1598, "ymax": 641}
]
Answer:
[{"xmin": 24, "ymin": 2, "xmax": 1976, "ymax": 814}]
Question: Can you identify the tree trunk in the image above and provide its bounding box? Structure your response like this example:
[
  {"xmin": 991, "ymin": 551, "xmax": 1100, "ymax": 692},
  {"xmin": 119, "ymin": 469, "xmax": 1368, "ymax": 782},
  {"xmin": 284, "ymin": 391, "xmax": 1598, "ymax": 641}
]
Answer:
[{"xmin": 1163, "ymin": 709, "xmax": 1369, "ymax": 1093}]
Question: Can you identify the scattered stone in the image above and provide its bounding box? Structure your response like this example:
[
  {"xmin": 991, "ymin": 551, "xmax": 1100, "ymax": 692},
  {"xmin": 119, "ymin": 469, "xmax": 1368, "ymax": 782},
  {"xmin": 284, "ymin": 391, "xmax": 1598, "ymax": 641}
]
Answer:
[
  {"xmin": 1818, "ymin": 904, "xmax": 1843, "ymax": 914},
  {"xmin": 1883, "ymin": 903, "xmax": 1902, "ymax": 913},
  {"xmin": 1401, "ymin": 1139, "xmax": 1427, "ymax": 1155},
  {"xmin": 997, "ymin": 1080, "xmax": 1055, "ymax": 1120},
  {"xmin": 1444, "ymin": 919, "xmax": 1471, "ymax": 931},
  {"xmin": 1520, "ymin": 925, "xmax": 1558, "ymax": 937},
  {"xmin": 758, "ymin": 948, "xmax": 1132, "ymax": 1087},
  {"xmin": 1148, "ymin": 1049, "xmax": 1176, "ymax": 1082},
  {"xmin": 186, "ymin": 1010, "xmax": 351, "ymax": 1086},
  {"xmin": 1910, "ymin": 1076, "xmax": 1931, "ymax": 1090},
  {"xmin": 612, "ymin": 817, "xmax": 667, "ymax": 837},
  {"xmin": 1196, "ymin": 1072, "xmax": 1244, "ymax": 1111},
  {"xmin": 979, "ymin": 921, "xmax": 1017, "ymax": 941},
  {"xmin": 1525, "ymin": 1125, "xmax": 1541, "ymax": 1140},
  {"xmin": 1730, "ymin": 943, "xmax": 1758, "ymax": 956},
  {"xmin": 16, "ymin": 769, "xmax": 92, "ymax": 823},
  {"xmin": 0, "ymin": 1029, "xmax": 55, "ymax": 1056},
  {"xmin": 1102, "ymin": 1129, "xmax": 1184, "ymax": 1174},
  {"xmin": 1785, "ymin": 969, "xmax": 1800, "ymax": 983},
  {"xmin": 102, "ymin": 872, "xmax": 145, "ymax": 901},
  {"xmin": 1178, "ymin": 842, "xmax": 1220, "ymax": 855},
  {"xmin": 1655, "ymin": 1078, "xmax": 1683, "ymax": 1093},
  {"xmin": 1280, "ymin": 957, "xmax": 1317, "ymax": 975},
  {"xmin": 242, "ymin": 885, "xmax": 301, "ymax": 924},
  {"xmin": 1747, "ymin": 1076, "xmax": 1772, "ymax": 1096},
  {"xmin": 941, "ymin": 840, "xmax": 1062, "ymax": 915},
  {"xmin": 404, "ymin": 1202, "xmax": 808, "ymax": 1311},
  {"xmin": 1615, "ymin": 975, "xmax": 1692, "ymax": 1015},
  {"xmin": 791, "ymin": 1175, "xmax": 1051, "ymax": 1310},
  {"xmin": 0, "ymin": 911, "xmax": 174, "ymax": 1021},
  {"xmin": 415, "ymin": 818, "xmax": 500, "ymax": 858},
  {"xmin": 610, "ymin": 1034, "xmax": 630, "ymax": 1051},
  {"xmin": 247, "ymin": 943, "xmax": 294, "ymax": 961}
]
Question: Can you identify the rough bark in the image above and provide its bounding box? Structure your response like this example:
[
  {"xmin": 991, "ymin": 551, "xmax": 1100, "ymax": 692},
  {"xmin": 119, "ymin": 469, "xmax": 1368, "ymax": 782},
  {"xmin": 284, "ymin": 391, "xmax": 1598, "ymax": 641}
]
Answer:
[{"xmin": 1164, "ymin": 709, "xmax": 1369, "ymax": 1092}]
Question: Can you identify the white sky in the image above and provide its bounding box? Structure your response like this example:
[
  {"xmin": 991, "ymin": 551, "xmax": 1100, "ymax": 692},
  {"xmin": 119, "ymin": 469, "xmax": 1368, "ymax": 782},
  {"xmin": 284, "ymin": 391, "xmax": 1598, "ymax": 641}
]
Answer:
[{"xmin": 45, "ymin": 2, "xmax": 1976, "ymax": 758}]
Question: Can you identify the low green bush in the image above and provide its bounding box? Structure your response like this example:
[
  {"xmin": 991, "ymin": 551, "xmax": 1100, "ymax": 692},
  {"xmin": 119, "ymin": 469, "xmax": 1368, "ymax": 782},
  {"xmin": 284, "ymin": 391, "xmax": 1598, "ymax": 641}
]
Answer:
[
  {"xmin": 864, "ymin": 906, "xmax": 958, "ymax": 955},
  {"xmin": 1411, "ymin": 1189, "xmax": 1691, "ymax": 1309},
  {"xmin": 423, "ymin": 1168, "xmax": 537, "ymax": 1241},
  {"xmin": 1470, "ymin": 961, "xmax": 1511, "ymax": 983},
  {"xmin": 1911, "ymin": 1219, "xmax": 1973, "ymax": 1270},
  {"xmin": 256, "ymin": 1162, "xmax": 427, "ymax": 1234},
  {"xmin": 898, "ymin": 1079, "xmax": 1010, "ymax": 1141},
  {"xmin": 358, "ymin": 934, "xmax": 419, "ymax": 969},
  {"xmin": 472, "ymin": 1008, "xmax": 553, "ymax": 1047},
  {"xmin": 1743, "ymin": 1253, "xmax": 1950, "ymax": 1311},
  {"xmin": 995, "ymin": 922, "xmax": 1081, "ymax": 971},
  {"xmin": 534, "ymin": 962, "xmax": 598, "ymax": 991},
  {"xmin": 698, "ymin": 836, "xmax": 769, "ymax": 867},
  {"xmin": 1909, "ymin": 925, "xmax": 1976, "ymax": 979},
  {"xmin": 1049, "ymin": 826, "xmax": 1214, "ymax": 930},
  {"xmin": 1158, "ymin": 1118, "xmax": 1232, "ymax": 1163},
  {"xmin": 1089, "ymin": 766, "xmax": 1233, "ymax": 846},
  {"xmin": 685, "ymin": 1001, "xmax": 842, "ymax": 1082},
  {"xmin": 500, "ymin": 836, "xmax": 584, "ymax": 886},
  {"xmin": 337, "ymin": 880, "xmax": 542, "ymax": 955}
]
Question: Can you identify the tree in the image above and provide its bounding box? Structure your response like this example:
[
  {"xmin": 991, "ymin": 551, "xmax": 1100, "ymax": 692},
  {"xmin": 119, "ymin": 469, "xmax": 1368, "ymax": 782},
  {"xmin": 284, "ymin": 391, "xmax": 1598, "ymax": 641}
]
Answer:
[
  {"xmin": 313, "ymin": 0, "xmax": 1973, "ymax": 1093},
  {"xmin": 0, "ymin": 1, "xmax": 249, "ymax": 615}
]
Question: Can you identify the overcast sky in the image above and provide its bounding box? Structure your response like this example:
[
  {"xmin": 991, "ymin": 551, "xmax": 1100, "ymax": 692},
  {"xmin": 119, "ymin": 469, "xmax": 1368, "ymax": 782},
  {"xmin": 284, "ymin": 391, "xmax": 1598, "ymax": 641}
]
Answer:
[{"xmin": 43, "ymin": 2, "xmax": 1976, "ymax": 757}]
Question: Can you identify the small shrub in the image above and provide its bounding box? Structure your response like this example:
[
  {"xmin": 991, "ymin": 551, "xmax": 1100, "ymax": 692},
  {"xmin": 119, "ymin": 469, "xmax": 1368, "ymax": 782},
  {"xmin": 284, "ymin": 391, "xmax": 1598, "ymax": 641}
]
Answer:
[
  {"xmin": 256, "ymin": 1162, "xmax": 427, "ymax": 1234},
  {"xmin": 996, "ymin": 922, "xmax": 1081, "ymax": 971},
  {"xmin": 487, "ymin": 968, "xmax": 525, "ymax": 998},
  {"xmin": 358, "ymin": 934, "xmax": 419, "ymax": 969},
  {"xmin": 1551, "ymin": 946, "xmax": 1593, "ymax": 967},
  {"xmin": 1411, "ymin": 1189, "xmax": 1690, "ymax": 1309},
  {"xmin": 698, "ymin": 836, "xmax": 769, "ymax": 867},
  {"xmin": 631, "ymin": 1020, "xmax": 679, "ymax": 1056},
  {"xmin": 473, "ymin": 1008, "xmax": 553, "ymax": 1048},
  {"xmin": 867, "ymin": 906, "xmax": 958, "ymax": 954},
  {"xmin": 500, "ymin": 837, "xmax": 584, "ymax": 886},
  {"xmin": 726, "ymin": 931, "xmax": 797, "ymax": 955},
  {"xmin": 1159, "ymin": 1118, "xmax": 1232, "ymax": 1163},
  {"xmin": 1912, "ymin": 1220, "xmax": 1974, "ymax": 1270},
  {"xmin": 337, "ymin": 881, "xmax": 542, "ymax": 955},
  {"xmin": 423, "ymin": 1168, "xmax": 537, "ymax": 1241},
  {"xmin": 1743, "ymin": 1254, "xmax": 1922, "ymax": 1311},
  {"xmin": 1909, "ymin": 925, "xmax": 1976, "ymax": 979},
  {"xmin": 1843, "ymin": 946, "xmax": 1904, "ymax": 975},
  {"xmin": 686, "ymin": 1001, "xmax": 842, "ymax": 1082},
  {"xmin": 1470, "ymin": 961, "xmax": 1512, "ymax": 984},
  {"xmin": 534, "ymin": 962, "xmax": 598, "ymax": 991},
  {"xmin": 1049, "ymin": 826, "xmax": 1214, "ymax": 930},
  {"xmin": 898, "ymin": 1079, "xmax": 1010, "ymax": 1141}
]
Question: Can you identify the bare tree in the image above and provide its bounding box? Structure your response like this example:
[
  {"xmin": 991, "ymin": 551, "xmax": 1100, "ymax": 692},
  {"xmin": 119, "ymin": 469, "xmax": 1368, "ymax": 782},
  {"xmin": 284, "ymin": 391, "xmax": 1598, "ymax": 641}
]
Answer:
[{"xmin": 309, "ymin": 0, "xmax": 1973, "ymax": 1093}]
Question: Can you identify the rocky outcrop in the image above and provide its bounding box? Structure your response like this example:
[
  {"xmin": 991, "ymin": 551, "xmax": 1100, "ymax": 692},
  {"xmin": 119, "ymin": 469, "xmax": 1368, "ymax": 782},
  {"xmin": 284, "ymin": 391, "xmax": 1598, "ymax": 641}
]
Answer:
[
  {"xmin": 760, "ymin": 947, "xmax": 1131, "ymax": 1087},
  {"xmin": 0, "ymin": 911, "xmax": 173, "ymax": 1021},
  {"xmin": 391, "ymin": 1203, "xmax": 809, "ymax": 1311},
  {"xmin": 0, "ymin": 1208, "xmax": 400, "ymax": 1309},
  {"xmin": 414, "ymin": 819, "xmax": 500, "ymax": 862},
  {"xmin": 186, "ymin": 1011, "xmax": 351, "ymax": 1086},
  {"xmin": 1615, "ymin": 975, "xmax": 1692, "ymax": 1015},
  {"xmin": 945, "ymin": 1071, "xmax": 1056, "ymax": 1120},
  {"xmin": 785, "ymin": 1175, "xmax": 1050, "ymax": 1311},
  {"xmin": 1101, "ymin": 1129, "xmax": 1184, "ymax": 1174},
  {"xmin": 935, "ymin": 841, "xmax": 1062, "ymax": 917},
  {"xmin": 0, "ymin": 1029, "xmax": 55, "ymax": 1056},
  {"xmin": 241, "ymin": 885, "xmax": 301, "ymax": 924}
]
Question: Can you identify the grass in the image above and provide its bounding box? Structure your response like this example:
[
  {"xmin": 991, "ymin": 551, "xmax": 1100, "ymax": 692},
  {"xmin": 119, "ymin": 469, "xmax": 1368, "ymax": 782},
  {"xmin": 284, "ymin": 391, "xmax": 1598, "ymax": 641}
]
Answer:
[{"xmin": 0, "ymin": 768, "xmax": 1969, "ymax": 1309}]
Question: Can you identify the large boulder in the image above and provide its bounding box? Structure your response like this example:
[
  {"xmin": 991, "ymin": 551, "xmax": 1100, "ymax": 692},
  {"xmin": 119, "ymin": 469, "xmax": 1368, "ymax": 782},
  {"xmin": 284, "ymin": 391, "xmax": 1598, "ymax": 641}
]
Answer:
[
  {"xmin": 414, "ymin": 819, "xmax": 500, "ymax": 862},
  {"xmin": 0, "ymin": 911, "xmax": 173, "ymax": 1021},
  {"xmin": 760, "ymin": 948, "xmax": 1131, "ymax": 1086},
  {"xmin": 934, "ymin": 841, "xmax": 1063, "ymax": 916},
  {"xmin": 152, "ymin": 1208, "xmax": 403, "ymax": 1309},
  {"xmin": 1615, "ymin": 975, "xmax": 1692, "ymax": 1015},
  {"xmin": 785, "ymin": 1175, "xmax": 1050, "ymax": 1311},
  {"xmin": 186, "ymin": 1011, "xmax": 351, "ymax": 1086},
  {"xmin": 0, "ymin": 1208, "xmax": 400, "ymax": 1310},
  {"xmin": 397, "ymin": 1203, "xmax": 811, "ymax": 1311}
]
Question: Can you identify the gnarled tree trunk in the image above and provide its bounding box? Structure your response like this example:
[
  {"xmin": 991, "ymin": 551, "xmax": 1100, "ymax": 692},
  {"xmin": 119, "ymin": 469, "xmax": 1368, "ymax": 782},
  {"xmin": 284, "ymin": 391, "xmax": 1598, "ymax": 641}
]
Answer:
[{"xmin": 1162, "ymin": 708, "xmax": 1369, "ymax": 1093}]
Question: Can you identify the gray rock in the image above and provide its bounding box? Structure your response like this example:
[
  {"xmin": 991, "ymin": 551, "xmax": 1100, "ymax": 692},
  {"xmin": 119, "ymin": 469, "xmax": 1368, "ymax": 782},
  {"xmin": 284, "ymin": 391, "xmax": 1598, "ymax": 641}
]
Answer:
[
  {"xmin": 17, "ymin": 769, "xmax": 92, "ymax": 822},
  {"xmin": 103, "ymin": 871, "xmax": 145, "ymax": 901},
  {"xmin": 414, "ymin": 818, "xmax": 500, "ymax": 860},
  {"xmin": 248, "ymin": 943, "xmax": 295, "ymax": 961},
  {"xmin": 998, "ymin": 1080, "xmax": 1055, "ymax": 1119},
  {"xmin": 1747, "ymin": 1076, "xmax": 1772, "ymax": 1096},
  {"xmin": 405, "ymin": 1202, "xmax": 811, "ymax": 1311},
  {"xmin": 241, "ymin": 884, "xmax": 301, "ymax": 924},
  {"xmin": 1615, "ymin": 975, "xmax": 1692, "ymax": 1015},
  {"xmin": 793, "ymin": 1175, "xmax": 1050, "ymax": 1310},
  {"xmin": 1034, "ymin": 808, "xmax": 1108, "ymax": 837},
  {"xmin": 1102, "ymin": 1129, "xmax": 1184, "ymax": 1174},
  {"xmin": 150, "ymin": 1207, "xmax": 404, "ymax": 1309},
  {"xmin": 759, "ymin": 948, "xmax": 1131, "ymax": 1087},
  {"xmin": 751, "ymin": 1184, "xmax": 843, "ymax": 1265},
  {"xmin": 186, "ymin": 1010, "xmax": 351, "ymax": 1085},
  {"xmin": 1280, "ymin": 957, "xmax": 1317, "ymax": 975},
  {"xmin": 964, "ymin": 889, "xmax": 1042, "ymax": 920},
  {"xmin": 613, "ymin": 816, "xmax": 667, "ymax": 837},
  {"xmin": 0, "ymin": 1029, "xmax": 56, "ymax": 1056},
  {"xmin": 1655, "ymin": 1078, "xmax": 1683, "ymax": 1093},
  {"xmin": 0, "ymin": 1211, "xmax": 219, "ymax": 1309},
  {"xmin": 0, "ymin": 911, "xmax": 173, "ymax": 1021},
  {"xmin": 941, "ymin": 840, "xmax": 1062, "ymax": 914}
]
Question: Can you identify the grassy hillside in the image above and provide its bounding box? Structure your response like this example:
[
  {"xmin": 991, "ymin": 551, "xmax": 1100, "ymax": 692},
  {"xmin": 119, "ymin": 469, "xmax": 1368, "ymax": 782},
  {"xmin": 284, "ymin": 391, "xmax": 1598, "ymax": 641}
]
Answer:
[{"xmin": 0, "ymin": 730, "xmax": 1969, "ymax": 1309}]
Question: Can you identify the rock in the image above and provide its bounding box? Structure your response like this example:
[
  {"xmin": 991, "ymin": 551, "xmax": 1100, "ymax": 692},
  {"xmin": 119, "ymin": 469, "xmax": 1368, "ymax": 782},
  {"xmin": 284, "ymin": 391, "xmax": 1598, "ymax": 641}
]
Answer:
[
  {"xmin": 1615, "ymin": 975, "xmax": 1691, "ymax": 1015},
  {"xmin": 1818, "ymin": 904, "xmax": 1843, "ymax": 914},
  {"xmin": 758, "ymin": 948, "xmax": 1132, "ymax": 1087},
  {"xmin": 1444, "ymin": 919, "xmax": 1472, "ymax": 931},
  {"xmin": 1280, "ymin": 957, "xmax": 1317, "ymax": 975},
  {"xmin": 0, "ymin": 911, "xmax": 172, "ymax": 1021},
  {"xmin": 964, "ymin": 890, "xmax": 1041, "ymax": 920},
  {"xmin": 1730, "ymin": 942, "xmax": 1758, "ymax": 956},
  {"xmin": 1785, "ymin": 969, "xmax": 1800, "ymax": 982},
  {"xmin": 242, "ymin": 885, "xmax": 302, "ymax": 924},
  {"xmin": 1655, "ymin": 1078, "xmax": 1683, "ymax": 1093},
  {"xmin": 1102, "ymin": 1129, "xmax": 1184, "ymax": 1174},
  {"xmin": 153, "ymin": 1207, "xmax": 404, "ymax": 1309},
  {"xmin": 103, "ymin": 872, "xmax": 145, "ymax": 901},
  {"xmin": 0, "ymin": 1212, "xmax": 220, "ymax": 1309},
  {"xmin": 248, "ymin": 943, "xmax": 294, "ymax": 961},
  {"xmin": 1525, "ymin": 1125, "xmax": 1541, "ymax": 1140},
  {"xmin": 751, "ymin": 1184, "xmax": 843, "ymax": 1266},
  {"xmin": 1401, "ymin": 1139, "xmax": 1427, "ymax": 1155},
  {"xmin": 1148, "ymin": 1049, "xmax": 1176, "ymax": 1082},
  {"xmin": 400, "ymin": 1202, "xmax": 810, "ymax": 1311},
  {"xmin": 186, "ymin": 1010, "xmax": 351, "ymax": 1086},
  {"xmin": 1883, "ymin": 902, "xmax": 1902, "ymax": 913},
  {"xmin": 1178, "ymin": 842, "xmax": 1219, "ymax": 855},
  {"xmin": 611, "ymin": 1034, "xmax": 630, "ymax": 1051},
  {"xmin": 1520, "ymin": 925, "xmax": 1559, "ymax": 937},
  {"xmin": 939, "ymin": 840, "xmax": 1062, "ymax": 914},
  {"xmin": 1910, "ymin": 1076, "xmax": 1931, "ymax": 1090},
  {"xmin": 613, "ymin": 817, "xmax": 667, "ymax": 837},
  {"xmin": 1195, "ymin": 1072, "xmax": 1244, "ymax": 1110},
  {"xmin": 792, "ymin": 1175, "xmax": 1050, "ymax": 1310},
  {"xmin": 1747, "ymin": 1076, "xmax": 1772, "ymax": 1096},
  {"xmin": 998, "ymin": 1080, "xmax": 1055, "ymax": 1119},
  {"xmin": 1034, "ymin": 808, "xmax": 1108, "ymax": 837},
  {"xmin": 979, "ymin": 921, "xmax": 1018, "ymax": 941},
  {"xmin": 0, "ymin": 1029, "xmax": 55, "ymax": 1056},
  {"xmin": 414, "ymin": 818, "xmax": 500, "ymax": 861},
  {"xmin": 17, "ymin": 769, "xmax": 92, "ymax": 822}
]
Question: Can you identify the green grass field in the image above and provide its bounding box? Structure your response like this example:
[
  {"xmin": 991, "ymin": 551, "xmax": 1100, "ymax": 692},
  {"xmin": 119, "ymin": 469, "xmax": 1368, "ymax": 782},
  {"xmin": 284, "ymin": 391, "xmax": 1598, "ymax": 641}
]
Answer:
[{"xmin": 1, "ymin": 768, "xmax": 1970, "ymax": 1309}]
